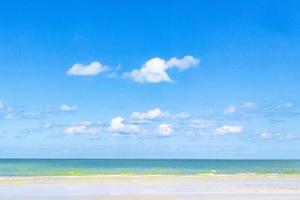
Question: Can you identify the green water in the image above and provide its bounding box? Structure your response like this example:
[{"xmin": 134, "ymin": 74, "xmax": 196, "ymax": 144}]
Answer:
[{"xmin": 0, "ymin": 159, "xmax": 300, "ymax": 176}]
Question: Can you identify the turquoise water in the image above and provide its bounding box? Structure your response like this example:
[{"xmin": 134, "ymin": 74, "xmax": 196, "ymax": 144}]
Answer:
[{"xmin": 0, "ymin": 159, "xmax": 300, "ymax": 176}]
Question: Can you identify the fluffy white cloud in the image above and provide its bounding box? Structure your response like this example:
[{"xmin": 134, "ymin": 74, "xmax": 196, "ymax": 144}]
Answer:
[
  {"xmin": 158, "ymin": 124, "xmax": 173, "ymax": 136},
  {"xmin": 224, "ymin": 105, "xmax": 236, "ymax": 115},
  {"xmin": 131, "ymin": 108, "xmax": 164, "ymax": 121},
  {"xmin": 124, "ymin": 55, "xmax": 199, "ymax": 83},
  {"xmin": 215, "ymin": 125, "xmax": 243, "ymax": 135},
  {"xmin": 109, "ymin": 116, "xmax": 141, "ymax": 134},
  {"xmin": 67, "ymin": 61, "xmax": 109, "ymax": 76},
  {"xmin": 60, "ymin": 104, "xmax": 78, "ymax": 112},
  {"xmin": 124, "ymin": 57, "xmax": 172, "ymax": 83},
  {"xmin": 65, "ymin": 121, "xmax": 100, "ymax": 135}
]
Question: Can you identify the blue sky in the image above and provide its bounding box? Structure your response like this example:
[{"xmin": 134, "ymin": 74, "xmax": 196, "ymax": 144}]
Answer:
[{"xmin": 0, "ymin": 0, "xmax": 300, "ymax": 158}]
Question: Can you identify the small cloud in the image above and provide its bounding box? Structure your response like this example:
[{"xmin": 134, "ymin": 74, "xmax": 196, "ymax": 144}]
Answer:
[
  {"xmin": 67, "ymin": 61, "xmax": 109, "ymax": 76},
  {"xmin": 166, "ymin": 55, "xmax": 200, "ymax": 71},
  {"xmin": 215, "ymin": 125, "xmax": 243, "ymax": 135},
  {"xmin": 123, "ymin": 55, "xmax": 199, "ymax": 83},
  {"xmin": 108, "ymin": 116, "xmax": 141, "ymax": 134},
  {"xmin": 60, "ymin": 104, "xmax": 78, "ymax": 112},
  {"xmin": 224, "ymin": 105, "xmax": 236, "ymax": 115},
  {"xmin": 64, "ymin": 121, "xmax": 101, "ymax": 135},
  {"xmin": 131, "ymin": 108, "xmax": 190, "ymax": 122},
  {"xmin": 131, "ymin": 108, "xmax": 165, "ymax": 121},
  {"xmin": 158, "ymin": 124, "xmax": 173, "ymax": 136}
]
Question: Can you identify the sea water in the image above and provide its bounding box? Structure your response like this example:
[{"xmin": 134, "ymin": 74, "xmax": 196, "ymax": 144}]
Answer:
[{"xmin": 0, "ymin": 159, "xmax": 300, "ymax": 176}]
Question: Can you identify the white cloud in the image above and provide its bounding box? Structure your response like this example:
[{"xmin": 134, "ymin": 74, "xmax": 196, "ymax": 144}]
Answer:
[
  {"xmin": 215, "ymin": 125, "xmax": 243, "ymax": 135},
  {"xmin": 60, "ymin": 104, "xmax": 78, "ymax": 112},
  {"xmin": 109, "ymin": 116, "xmax": 141, "ymax": 134},
  {"xmin": 131, "ymin": 108, "xmax": 190, "ymax": 122},
  {"xmin": 224, "ymin": 105, "xmax": 236, "ymax": 115},
  {"xmin": 124, "ymin": 57, "xmax": 172, "ymax": 83},
  {"xmin": 131, "ymin": 108, "xmax": 164, "ymax": 121},
  {"xmin": 167, "ymin": 55, "xmax": 200, "ymax": 69},
  {"xmin": 67, "ymin": 61, "xmax": 109, "ymax": 76},
  {"xmin": 166, "ymin": 56, "xmax": 200, "ymax": 71},
  {"xmin": 158, "ymin": 124, "xmax": 173, "ymax": 136},
  {"xmin": 124, "ymin": 55, "xmax": 199, "ymax": 83},
  {"xmin": 64, "ymin": 121, "xmax": 100, "ymax": 135}
]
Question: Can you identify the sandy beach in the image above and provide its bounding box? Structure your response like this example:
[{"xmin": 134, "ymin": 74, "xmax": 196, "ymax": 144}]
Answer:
[
  {"xmin": 1, "ymin": 194, "xmax": 300, "ymax": 200},
  {"xmin": 1, "ymin": 174, "xmax": 300, "ymax": 199}
]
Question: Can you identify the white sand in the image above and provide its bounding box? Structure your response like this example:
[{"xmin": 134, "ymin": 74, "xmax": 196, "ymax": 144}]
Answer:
[{"xmin": 0, "ymin": 174, "xmax": 300, "ymax": 199}]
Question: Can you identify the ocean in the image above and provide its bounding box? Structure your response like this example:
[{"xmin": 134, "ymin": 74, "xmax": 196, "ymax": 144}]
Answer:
[{"xmin": 0, "ymin": 159, "xmax": 300, "ymax": 176}]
